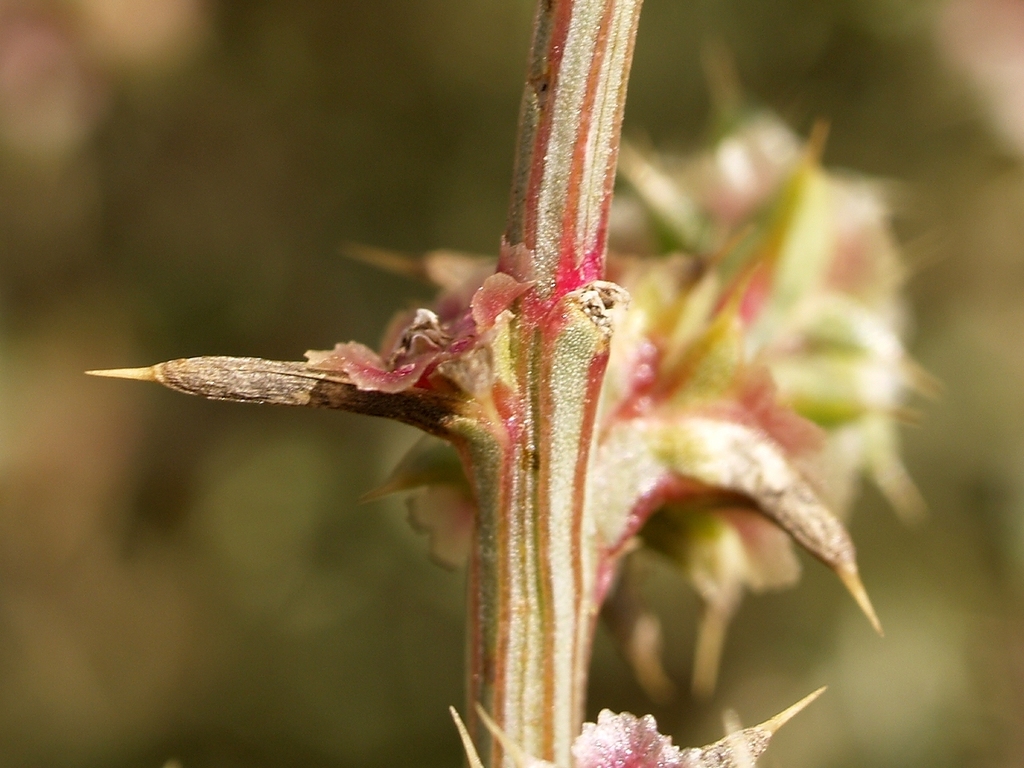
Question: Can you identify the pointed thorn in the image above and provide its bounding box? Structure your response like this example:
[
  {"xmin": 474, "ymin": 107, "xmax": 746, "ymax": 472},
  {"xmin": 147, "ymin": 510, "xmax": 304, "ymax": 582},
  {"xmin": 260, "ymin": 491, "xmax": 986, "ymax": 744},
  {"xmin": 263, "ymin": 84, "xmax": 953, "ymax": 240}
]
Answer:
[
  {"xmin": 357, "ymin": 477, "xmax": 411, "ymax": 504},
  {"xmin": 692, "ymin": 603, "xmax": 730, "ymax": 698},
  {"xmin": 838, "ymin": 566, "xmax": 884, "ymax": 636},
  {"xmin": 903, "ymin": 359, "xmax": 943, "ymax": 400},
  {"xmin": 890, "ymin": 406, "xmax": 924, "ymax": 427},
  {"xmin": 806, "ymin": 118, "xmax": 831, "ymax": 165},
  {"xmin": 700, "ymin": 38, "xmax": 742, "ymax": 116},
  {"xmin": 341, "ymin": 242, "xmax": 428, "ymax": 281},
  {"xmin": 474, "ymin": 704, "xmax": 524, "ymax": 765},
  {"xmin": 704, "ymin": 222, "xmax": 755, "ymax": 272},
  {"xmin": 357, "ymin": 485, "xmax": 395, "ymax": 504},
  {"xmin": 629, "ymin": 613, "xmax": 676, "ymax": 704},
  {"xmin": 449, "ymin": 707, "xmax": 485, "ymax": 768},
  {"xmin": 474, "ymin": 704, "xmax": 551, "ymax": 768},
  {"xmin": 759, "ymin": 686, "xmax": 828, "ymax": 735},
  {"xmin": 85, "ymin": 366, "xmax": 161, "ymax": 383}
]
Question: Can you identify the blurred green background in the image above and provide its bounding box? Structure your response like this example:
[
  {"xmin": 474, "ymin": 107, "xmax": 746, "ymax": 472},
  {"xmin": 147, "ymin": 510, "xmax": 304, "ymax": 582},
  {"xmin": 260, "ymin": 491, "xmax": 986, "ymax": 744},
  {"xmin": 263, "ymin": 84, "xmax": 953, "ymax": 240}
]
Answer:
[{"xmin": 0, "ymin": 0, "xmax": 1022, "ymax": 766}]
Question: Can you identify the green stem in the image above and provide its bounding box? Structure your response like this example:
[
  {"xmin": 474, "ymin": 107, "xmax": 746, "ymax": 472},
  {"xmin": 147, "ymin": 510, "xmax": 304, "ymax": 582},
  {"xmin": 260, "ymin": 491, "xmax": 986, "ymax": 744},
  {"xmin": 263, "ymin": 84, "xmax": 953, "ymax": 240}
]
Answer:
[
  {"xmin": 461, "ymin": 293, "xmax": 616, "ymax": 767},
  {"xmin": 465, "ymin": 0, "xmax": 643, "ymax": 760},
  {"xmin": 501, "ymin": 0, "xmax": 643, "ymax": 300}
]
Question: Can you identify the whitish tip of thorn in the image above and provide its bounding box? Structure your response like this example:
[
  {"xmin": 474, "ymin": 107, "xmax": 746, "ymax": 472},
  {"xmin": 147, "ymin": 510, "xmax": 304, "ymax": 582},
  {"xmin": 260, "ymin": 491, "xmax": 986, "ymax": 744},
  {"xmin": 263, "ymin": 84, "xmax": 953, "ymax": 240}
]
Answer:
[
  {"xmin": 838, "ymin": 566, "xmax": 884, "ymax": 636},
  {"xmin": 760, "ymin": 687, "xmax": 827, "ymax": 735},
  {"xmin": 85, "ymin": 366, "xmax": 160, "ymax": 382},
  {"xmin": 449, "ymin": 707, "xmax": 485, "ymax": 768}
]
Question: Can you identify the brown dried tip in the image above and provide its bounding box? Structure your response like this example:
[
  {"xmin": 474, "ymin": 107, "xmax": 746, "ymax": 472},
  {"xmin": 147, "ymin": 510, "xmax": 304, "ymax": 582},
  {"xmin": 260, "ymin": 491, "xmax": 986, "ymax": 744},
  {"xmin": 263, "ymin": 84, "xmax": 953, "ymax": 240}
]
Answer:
[
  {"xmin": 87, "ymin": 356, "xmax": 462, "ymax": 438},
  {"xmin": 837, "ymin": 564, "xmax": 884, "ymax": 636}
]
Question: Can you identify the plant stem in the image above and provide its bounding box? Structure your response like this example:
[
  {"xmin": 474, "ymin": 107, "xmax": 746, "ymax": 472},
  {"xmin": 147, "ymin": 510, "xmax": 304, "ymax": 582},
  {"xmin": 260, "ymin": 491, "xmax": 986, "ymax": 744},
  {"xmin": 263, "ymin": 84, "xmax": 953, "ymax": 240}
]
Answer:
[
  {"xmin": 90, "ymin": 4, "xmax": 646, "ymax": 764},
  {"xmin": 501, "ymin": 0, "xmax": 643, "ymax": 301},
  {"xmin": 465, "ymin": 1, "xmax": 643, "ymax": 765}
]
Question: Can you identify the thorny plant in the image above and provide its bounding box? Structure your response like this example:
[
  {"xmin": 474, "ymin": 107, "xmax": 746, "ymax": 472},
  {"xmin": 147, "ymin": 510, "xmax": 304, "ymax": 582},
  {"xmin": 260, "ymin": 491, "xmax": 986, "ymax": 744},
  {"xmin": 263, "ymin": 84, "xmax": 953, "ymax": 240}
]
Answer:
[{"xmin": 91, "ymin": 1, "xmax": 930, "ymax": 766}]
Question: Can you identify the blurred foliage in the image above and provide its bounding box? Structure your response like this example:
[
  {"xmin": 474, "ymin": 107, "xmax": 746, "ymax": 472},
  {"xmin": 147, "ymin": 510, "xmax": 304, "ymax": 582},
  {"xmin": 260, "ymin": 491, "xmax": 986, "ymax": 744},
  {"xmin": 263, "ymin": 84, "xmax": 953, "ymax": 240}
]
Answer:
[{"xmin": 0, "ymin": 0, "xmax": 1022, "ymax": 767}]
